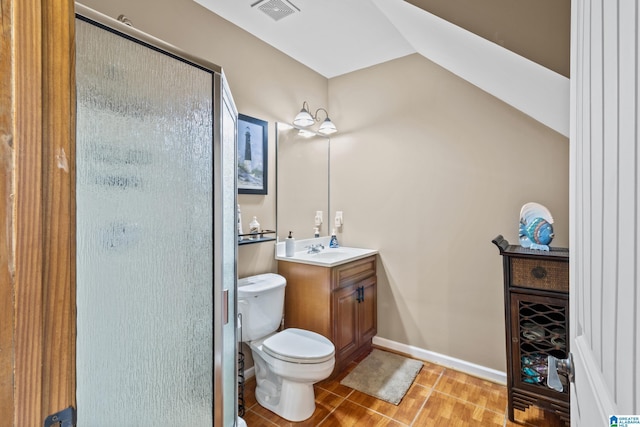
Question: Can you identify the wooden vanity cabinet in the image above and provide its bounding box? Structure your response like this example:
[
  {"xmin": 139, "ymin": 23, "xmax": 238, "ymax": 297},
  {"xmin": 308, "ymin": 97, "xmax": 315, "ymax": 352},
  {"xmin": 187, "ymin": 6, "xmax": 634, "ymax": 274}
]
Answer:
[
  {"xmin": 333, "ymin": 274, "xmax": 377, "ymax": 363},
  {"xmin": 278, "ymin": 255, "xmax": 377, "ymax": 376}
]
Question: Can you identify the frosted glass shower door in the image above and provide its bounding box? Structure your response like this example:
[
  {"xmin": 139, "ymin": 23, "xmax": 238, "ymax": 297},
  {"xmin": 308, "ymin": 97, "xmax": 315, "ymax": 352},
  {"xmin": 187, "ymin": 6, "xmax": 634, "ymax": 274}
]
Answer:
[
  {"xmin": 75, "ymin": 13, "xmax": 236, "ymax": 426},
  {"xmin": 219, "ymin": 84, "xmax": 239, "ymax": 427}
]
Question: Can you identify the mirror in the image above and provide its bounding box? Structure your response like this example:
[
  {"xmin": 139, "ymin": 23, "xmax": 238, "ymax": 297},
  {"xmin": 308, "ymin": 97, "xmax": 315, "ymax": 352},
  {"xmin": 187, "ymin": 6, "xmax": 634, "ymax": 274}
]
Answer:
[{"xmin": 276, "ymin": 122, "xmax": 330, "ymax": 241}]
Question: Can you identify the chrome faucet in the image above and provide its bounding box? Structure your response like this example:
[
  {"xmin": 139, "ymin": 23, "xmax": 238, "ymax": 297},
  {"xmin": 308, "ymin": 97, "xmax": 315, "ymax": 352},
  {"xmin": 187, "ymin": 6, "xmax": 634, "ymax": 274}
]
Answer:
[{"xmin": 306, "ymin": 244, "xmax": 325, "ymax": 254}]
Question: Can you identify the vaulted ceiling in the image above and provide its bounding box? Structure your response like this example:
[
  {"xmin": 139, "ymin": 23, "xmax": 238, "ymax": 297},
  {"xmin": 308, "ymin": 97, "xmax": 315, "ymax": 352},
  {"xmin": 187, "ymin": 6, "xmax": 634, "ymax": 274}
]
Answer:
[{"xmin": 194, "ymin": 0, "xmax": 570, "ymax": 79}]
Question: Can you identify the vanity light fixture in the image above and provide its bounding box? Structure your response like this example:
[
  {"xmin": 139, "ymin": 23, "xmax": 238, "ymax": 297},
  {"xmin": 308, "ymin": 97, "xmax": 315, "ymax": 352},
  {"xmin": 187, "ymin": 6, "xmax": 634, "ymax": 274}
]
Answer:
[{"xmin": 293, "ymin": 101, "xmax": 337, "ymax": 135}]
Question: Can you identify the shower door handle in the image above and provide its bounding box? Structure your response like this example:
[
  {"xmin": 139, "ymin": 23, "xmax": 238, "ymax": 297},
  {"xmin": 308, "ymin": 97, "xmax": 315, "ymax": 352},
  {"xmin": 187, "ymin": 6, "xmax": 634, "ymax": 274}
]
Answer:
[{"xmin": 223, "ymin": 289, "xmax": 229, "ymax": 325}]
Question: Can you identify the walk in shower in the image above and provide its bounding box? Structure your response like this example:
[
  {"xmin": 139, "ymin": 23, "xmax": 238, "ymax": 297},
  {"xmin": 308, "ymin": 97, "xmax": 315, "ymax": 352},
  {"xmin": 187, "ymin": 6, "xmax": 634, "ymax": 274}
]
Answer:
[{"xmin": 75, "ymin": 5, "xmax": 238, "ymax": 425}]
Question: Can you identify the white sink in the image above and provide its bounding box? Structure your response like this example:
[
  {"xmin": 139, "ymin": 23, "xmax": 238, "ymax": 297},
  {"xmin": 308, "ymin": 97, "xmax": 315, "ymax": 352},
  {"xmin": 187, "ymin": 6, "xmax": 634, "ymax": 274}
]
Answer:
[
  {"xmin": 275, "ymin": 239, "xmax": 377, "ymax": 267},
  {"xmin": 310, "ymin": 250, "xmax": 349, "ymax": 259}
]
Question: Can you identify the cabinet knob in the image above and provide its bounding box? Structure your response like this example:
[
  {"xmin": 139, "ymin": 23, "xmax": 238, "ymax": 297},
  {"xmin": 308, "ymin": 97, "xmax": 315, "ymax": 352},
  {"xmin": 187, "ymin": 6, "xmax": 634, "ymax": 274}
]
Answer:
[
  {"xmin": 531, "ymin": 266, "xmax": 548, "ymax": 279},
  {"xmin": 547, "ymin": 354, "xmax": 574, "ymax": 392}
]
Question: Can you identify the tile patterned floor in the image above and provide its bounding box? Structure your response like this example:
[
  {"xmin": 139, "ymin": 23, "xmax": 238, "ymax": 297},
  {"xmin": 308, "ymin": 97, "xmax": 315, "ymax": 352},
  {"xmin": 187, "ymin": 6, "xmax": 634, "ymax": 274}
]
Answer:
[{"xmin": 240, "ymin": 350, "xmax": 567, "ymax": 426}]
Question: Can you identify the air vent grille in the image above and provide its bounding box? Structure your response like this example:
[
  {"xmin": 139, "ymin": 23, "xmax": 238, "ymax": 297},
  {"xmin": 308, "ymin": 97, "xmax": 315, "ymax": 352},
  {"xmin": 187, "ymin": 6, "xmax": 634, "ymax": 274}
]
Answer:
[{"xmin": 254, "ymin": 0, "xmax": 298, "ymax": 22}]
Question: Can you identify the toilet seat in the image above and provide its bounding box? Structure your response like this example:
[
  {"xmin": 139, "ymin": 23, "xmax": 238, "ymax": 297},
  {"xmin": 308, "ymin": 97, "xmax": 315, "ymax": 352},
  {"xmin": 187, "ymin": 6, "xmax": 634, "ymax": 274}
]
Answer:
[{"xmin": 262, "ymin": 328, "xmax": 334, "ymax": 364}]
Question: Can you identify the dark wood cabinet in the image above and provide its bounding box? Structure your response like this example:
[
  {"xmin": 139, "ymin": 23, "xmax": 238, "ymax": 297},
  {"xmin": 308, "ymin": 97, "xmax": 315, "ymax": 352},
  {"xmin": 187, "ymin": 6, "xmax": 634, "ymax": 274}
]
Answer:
[
  {"xmin": 492, "ymin": 235, "xmax": 570, "ymax": 425},
  {"xmin": 278, "ymin": 255, "xmax": 377, "ymax": 377}
]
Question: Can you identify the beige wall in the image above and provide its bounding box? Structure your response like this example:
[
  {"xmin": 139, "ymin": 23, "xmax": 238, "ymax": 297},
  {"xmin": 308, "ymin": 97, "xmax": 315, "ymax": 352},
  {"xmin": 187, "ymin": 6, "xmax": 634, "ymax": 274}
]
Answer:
[
  {"xmin": 328, "ymin": 54, "xmax": 569, "ymax": 370},
  {"xmin": 78, "ymin": 0, "xmax": 569, "ymax": 372}
]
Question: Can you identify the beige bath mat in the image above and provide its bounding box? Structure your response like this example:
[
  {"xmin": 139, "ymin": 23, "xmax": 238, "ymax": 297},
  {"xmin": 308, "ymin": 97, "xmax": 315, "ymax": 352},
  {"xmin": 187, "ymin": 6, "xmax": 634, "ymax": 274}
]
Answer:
[{"xmin": 340, "ymin": 349, "xmax": 423, "ymax": 405}]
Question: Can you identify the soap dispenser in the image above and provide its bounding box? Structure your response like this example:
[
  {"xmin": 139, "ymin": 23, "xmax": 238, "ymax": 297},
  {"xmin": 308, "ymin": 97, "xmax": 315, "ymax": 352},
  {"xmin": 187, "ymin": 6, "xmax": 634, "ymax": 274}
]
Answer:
[
  {"xmin": 285, "ymin": 231, "xmax": 295, "ymax": 257},
  {"xmin": 314, "ymin": 227, "xmax": 320, "ymax": 238},
  {"xmin": 329, "ymin": 229, "xmax": 339, "ymax": 248},
  {"xmin": 249, "ymin": 216, "xmax": 260, "ymax": 240}
]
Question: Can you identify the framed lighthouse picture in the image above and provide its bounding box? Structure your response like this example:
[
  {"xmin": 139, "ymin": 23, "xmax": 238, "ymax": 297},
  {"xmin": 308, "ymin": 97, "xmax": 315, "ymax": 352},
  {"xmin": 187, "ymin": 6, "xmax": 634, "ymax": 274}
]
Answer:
[{"xmin": 237, "ymin": 114, "xmax": 268, "ymax": 195}]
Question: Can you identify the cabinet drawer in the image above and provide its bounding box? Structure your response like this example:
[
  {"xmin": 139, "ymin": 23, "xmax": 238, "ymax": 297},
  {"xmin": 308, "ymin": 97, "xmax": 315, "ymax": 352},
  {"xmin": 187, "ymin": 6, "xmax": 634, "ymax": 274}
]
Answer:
[
  {"xmin": 332, "ymin": 256, "xmax": 376, "ymax": 289},
  {"xmin": 510, "ymin": 258, "xmax": 568, "ymax": 292}
]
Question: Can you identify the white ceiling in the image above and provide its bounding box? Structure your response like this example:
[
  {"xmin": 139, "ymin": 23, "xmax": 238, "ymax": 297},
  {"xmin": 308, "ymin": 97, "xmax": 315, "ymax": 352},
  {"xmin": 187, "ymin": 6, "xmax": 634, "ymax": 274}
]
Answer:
[
  {"xmin": 193, "ymin": 0, "xmax": 417, "ymax": 78},
  {"xmin": 192, "ymin": 0, "xmax": 570, "ymax": 136}
]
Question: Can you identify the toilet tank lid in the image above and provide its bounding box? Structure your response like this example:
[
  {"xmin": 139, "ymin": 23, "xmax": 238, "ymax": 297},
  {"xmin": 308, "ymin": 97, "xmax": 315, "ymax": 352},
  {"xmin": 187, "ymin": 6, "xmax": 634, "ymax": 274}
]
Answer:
[{"xmin": 237, "ymin": 273, "xmax": 286, "ymax": 296}]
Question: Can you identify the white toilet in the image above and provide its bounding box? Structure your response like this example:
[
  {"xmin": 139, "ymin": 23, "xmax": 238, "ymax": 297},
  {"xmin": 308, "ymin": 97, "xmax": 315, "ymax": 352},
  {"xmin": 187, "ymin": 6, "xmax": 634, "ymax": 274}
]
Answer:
[{"xmin": 237, "ymin": 273, "xmax": 335, "ymax": 422}]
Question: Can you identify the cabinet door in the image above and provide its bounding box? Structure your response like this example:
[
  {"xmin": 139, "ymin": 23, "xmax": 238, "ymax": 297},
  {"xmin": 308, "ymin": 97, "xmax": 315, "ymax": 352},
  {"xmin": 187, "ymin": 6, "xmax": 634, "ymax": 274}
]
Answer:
[
  {"xmin": 333, "ymin": 284, "xmax": 359, "ymax": 361},
  {"xmin": 358, "ymin": 276, "xmax": 377, "ymax": 347},
  {"xmin": 509, "ymin": 292, "xmax": 569, "ymax": 400}
]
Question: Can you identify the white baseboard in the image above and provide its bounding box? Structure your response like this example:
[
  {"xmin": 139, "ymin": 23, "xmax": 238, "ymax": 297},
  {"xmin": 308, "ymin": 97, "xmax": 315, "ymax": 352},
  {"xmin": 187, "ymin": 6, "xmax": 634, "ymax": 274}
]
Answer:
[
  {"xmin": 243, "ymin": 365, "xmax": 255, "ymax": 380},
  {"xmin": 372, "ymin": 336, "xmax": 507, "ymax": 385},
  {"xmin": 240, "ymin": 337, "xmax": 506, "ymax": 386}
]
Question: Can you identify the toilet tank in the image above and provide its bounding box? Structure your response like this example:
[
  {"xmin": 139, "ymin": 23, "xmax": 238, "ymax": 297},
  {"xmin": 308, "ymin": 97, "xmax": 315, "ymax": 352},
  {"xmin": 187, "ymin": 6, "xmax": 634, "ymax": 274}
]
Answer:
[{"xmin": 237, "ymin": 273, "xmax": 286, "ymax": 342}]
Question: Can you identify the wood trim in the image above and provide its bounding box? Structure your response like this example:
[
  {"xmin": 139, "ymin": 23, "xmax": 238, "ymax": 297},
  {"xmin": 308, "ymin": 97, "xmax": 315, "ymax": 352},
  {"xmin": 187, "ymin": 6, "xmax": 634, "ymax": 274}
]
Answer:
[
  {"xmin": 41, "ymin": 0, "xmax": 75, "ymax": 416},
  {"xmin": 9, "ymin": 0, "xmax": 75, "ymax": 425},
  {"xmin": 1, "ymin": 0, "xmax": 15, "ymax": 423},
  {"xmin": 14, "ymin": 1, "xmax": 45, "ymax": 425}
]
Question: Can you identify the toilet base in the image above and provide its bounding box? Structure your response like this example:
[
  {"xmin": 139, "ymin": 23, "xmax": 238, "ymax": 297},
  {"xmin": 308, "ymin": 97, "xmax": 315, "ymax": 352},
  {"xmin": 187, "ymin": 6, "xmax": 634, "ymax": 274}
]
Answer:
[
  {"xmin": 247, "ymin": 331, "xmax": 335, "ymax": 422},
  {"xmin": 255, "ymin": 377, "xmax": 316, "ymax": 422}
]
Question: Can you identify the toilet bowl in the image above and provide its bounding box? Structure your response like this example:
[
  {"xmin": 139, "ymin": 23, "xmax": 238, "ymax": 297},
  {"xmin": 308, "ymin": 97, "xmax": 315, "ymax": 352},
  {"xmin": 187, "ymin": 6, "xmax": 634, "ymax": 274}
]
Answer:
[
  {"xmin": 250, "ymin": 328, "xmax": 335, "ymax": 421},
  {"xmin": 237, "ymin": 274, "xmax": 336, "ymax": 422}
]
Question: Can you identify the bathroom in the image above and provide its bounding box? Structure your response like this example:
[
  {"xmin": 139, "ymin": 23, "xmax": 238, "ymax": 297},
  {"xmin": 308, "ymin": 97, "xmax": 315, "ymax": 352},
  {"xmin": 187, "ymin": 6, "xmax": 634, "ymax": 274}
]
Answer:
[
  {"xmin": 164, "ymin": 0, "xmax": 567, "ymax": 420},
  {"xmin": 143, "ymin": 0, "xmax": 565, "ymax": 372},
  {"xmin": 5, "ymin": 0, "xmax": 574, "ymax": 424},
  {"xmin": 83, "ymin": 0, "xmax": 568, "ymax": 379}
]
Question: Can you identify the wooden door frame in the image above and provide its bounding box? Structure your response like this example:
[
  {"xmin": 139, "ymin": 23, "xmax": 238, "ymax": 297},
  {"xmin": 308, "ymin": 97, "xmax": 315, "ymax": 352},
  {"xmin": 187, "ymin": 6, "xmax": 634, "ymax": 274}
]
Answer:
[
  {"xmin": 1, "ymin": 0, "xmax": 76, "ymax": 425},
  {"xmin": 1, "ymin": 0, "xmax": 15, "ymax": 422}
]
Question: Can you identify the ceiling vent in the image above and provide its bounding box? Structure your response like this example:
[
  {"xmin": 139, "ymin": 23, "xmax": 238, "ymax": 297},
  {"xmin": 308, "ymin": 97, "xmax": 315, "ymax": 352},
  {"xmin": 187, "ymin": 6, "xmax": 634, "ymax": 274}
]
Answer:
[{"xmin": 251, "ymin": 0, "xmax": 299, "ymax": 22}]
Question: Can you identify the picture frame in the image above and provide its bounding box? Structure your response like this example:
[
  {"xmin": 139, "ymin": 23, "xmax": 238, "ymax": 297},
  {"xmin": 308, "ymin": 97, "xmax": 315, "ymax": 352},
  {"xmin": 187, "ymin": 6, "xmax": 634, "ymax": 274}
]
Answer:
[{"xmin": 237, "ymin": 113, "xmax": 268, "ymax": 195}]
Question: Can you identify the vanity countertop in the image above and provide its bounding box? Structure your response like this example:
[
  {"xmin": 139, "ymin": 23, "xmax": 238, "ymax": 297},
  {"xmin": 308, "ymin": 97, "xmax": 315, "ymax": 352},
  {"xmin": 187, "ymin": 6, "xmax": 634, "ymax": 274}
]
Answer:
[{"xmin": 275, "ymin": 237, "xmax": 378, "ymax": 267}]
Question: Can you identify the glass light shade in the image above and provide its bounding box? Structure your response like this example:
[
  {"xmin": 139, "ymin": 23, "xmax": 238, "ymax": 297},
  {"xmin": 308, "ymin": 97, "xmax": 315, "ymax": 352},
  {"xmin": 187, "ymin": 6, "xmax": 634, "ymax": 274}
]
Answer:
[
  {"xmin": 318, "ymin": 118, "xmax": 337, "ymax": 135},
  {"xmin": 298, "ymin": 129, "xmax": 316, "ymax": 138},
  {"xmin": 293, "ymin": 108, "xmax": 314, "ymax": 127}
]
